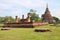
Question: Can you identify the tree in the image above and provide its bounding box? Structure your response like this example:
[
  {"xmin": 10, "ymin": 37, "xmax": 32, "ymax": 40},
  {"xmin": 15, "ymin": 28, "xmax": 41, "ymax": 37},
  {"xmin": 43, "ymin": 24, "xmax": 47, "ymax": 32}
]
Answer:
[
  {"xmin": 0, "ymin": 16, "xmax": 15, "ymax": 23},
  {"xmin": 29, "ymin": 9, "xmax": 41, "ymax": 21},
  {"xmin": 0, "ymin": 17, "xmax": 5, "ymax": 23},
  {"xmin": 53, "ymin": 16, "xmax": 60, "ymax": 22},
  {"xmin": 4, "ymin": 16, "xmax": 15, "ymax": 22},
  {"xmin": 53, "ymin": 16, "xmax": 60, "ymax": 24}
]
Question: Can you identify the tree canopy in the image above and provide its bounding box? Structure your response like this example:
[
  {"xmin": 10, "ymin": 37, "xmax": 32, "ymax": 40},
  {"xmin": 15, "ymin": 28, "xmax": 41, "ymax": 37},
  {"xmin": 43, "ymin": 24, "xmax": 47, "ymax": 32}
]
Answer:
[
  {"xmin": 29, "ymin": 9, "xmax": 41, "ymax": 21},
  {"xmin": 0, "ymin": 16, "xmax": 15, "ymax": 23},
  {"xmin": 53, "ymin": 16, "xmax": 60, "ymax": 22}
]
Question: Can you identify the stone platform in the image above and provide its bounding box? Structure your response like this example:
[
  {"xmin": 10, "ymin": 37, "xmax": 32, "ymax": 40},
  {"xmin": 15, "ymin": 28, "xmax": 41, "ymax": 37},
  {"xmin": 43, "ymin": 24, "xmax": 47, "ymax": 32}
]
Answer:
[{"xmin": 3, "ymin": 22, "xmax": 48, "ymax": 28}]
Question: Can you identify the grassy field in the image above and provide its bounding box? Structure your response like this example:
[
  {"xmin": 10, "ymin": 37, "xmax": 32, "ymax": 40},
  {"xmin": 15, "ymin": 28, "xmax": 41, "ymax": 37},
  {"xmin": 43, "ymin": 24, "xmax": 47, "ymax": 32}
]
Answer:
[{"xmin": 0, "ymin": 24, "xmax": 60, "ymax": 40}]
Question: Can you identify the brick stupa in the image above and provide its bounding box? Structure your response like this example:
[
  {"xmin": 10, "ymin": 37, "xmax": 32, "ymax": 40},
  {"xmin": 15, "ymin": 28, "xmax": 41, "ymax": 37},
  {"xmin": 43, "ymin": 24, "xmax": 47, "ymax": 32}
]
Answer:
[{"xmin": 42, "ymin": 4, "xmax": 55, "ymax": 23}]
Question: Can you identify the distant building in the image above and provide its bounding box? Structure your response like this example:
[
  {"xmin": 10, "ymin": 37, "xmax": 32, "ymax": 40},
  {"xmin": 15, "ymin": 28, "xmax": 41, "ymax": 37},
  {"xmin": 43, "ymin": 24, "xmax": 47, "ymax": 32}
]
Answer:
[{"xmin": 41, "ymin": 4, "xmax": 56, "ymax": 23}]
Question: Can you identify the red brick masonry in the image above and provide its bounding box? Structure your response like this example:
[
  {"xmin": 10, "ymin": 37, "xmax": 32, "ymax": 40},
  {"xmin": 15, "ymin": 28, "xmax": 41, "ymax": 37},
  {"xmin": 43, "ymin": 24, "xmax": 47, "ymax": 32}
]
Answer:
[{"xmin": 3, "ymin": 22, "xmax": 48, "ymax": 28}]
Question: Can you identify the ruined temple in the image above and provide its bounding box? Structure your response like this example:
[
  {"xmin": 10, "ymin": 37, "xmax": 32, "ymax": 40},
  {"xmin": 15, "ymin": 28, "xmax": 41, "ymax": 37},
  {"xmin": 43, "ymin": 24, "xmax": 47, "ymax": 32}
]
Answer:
[
  {"xmin": 3, "ymin": 12, "xmax": 48, "ymax": 28},
  {"xmin": 3, "ymin": 4, "xmax": 56, "ymax": 28},
  {"xmin": 42, "ymin": 4, "xmax": 55, "ymax": 23},
  {"xmin": 20, "ymin": 13, "xmax": 31, "ymax": 22}
]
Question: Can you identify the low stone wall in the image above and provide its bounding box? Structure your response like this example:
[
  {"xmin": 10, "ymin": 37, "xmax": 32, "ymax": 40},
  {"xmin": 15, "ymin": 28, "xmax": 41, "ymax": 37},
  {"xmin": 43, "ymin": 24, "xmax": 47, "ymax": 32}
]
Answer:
[
  {"xmin": 3, "ymin": 22, "xmax": 48, "ymax": 28},
  {"xmin": 32, "ymin": 22, "xmax": 48, "ymax": 26}
]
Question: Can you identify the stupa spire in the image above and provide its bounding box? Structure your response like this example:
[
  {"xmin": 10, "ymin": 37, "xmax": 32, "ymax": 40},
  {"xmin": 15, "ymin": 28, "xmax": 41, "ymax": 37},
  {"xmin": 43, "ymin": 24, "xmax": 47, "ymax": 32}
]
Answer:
[
  {"xmin": 46, "ymin": 3, "xmax": 48, "ymax": 8},
  {"xmin": 46, "ymin": 3, "xmax": 49, "ymax": 11},
  {"xmin": 41, "ymin": 4, "xmax": 56, "ymax": 23}
]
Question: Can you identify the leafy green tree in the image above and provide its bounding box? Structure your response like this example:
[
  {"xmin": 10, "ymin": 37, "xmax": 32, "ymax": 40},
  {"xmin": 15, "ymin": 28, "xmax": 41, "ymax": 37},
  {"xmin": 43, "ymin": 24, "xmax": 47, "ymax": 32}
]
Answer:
[
  {"xmin": 53, "ymin": 16, "xmax": 60, "ymax": 24},
  {"xmin": 0, "ymin": 16, "xmax": 15, "ymax": 23},
  {"xmin": 29, "ymin": 9, "xmax": 41, "ymax": 21},
  {"xmin": 4, "ymin": 16, "xmax": 15, "ymax": 22},
  {"xmin": 0, "ymin": 17, "xmax": 5, "ymax": 23},
  {"xmin": 53, "ymin": 16, "xmax": 60, "ymax": 22}
]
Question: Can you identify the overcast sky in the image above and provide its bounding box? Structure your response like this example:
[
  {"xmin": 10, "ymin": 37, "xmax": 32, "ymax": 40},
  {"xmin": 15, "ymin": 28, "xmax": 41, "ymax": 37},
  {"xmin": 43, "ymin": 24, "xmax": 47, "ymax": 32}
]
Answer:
[{"xmin": 0, "ymin": 0, "xmax": 60, "ymax": 19}]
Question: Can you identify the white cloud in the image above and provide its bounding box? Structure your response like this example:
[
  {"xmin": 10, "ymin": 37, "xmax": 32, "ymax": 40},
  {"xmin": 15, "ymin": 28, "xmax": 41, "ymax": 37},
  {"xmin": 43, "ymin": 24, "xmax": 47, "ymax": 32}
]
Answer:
[
  {"xmin": 0, "ymin": 0, "xmax": 46, "ymax": 9},
  {"xmin": 0, "ymin": 0, "xmax": 46, "ymax": 16},
  {"xmin": 51, "ymin": 9, "xmax": 60, "ymax": 19},
  {"xmin": 0, "ymin": 0, "xmax": 60, "ymax": 19}
]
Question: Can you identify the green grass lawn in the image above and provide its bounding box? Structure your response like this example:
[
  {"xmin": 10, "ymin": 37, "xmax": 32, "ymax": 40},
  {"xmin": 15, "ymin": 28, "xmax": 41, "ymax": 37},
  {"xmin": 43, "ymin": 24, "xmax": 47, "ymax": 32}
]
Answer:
[{"xmin": 0, "ymin": 25, "xmax": 60, "ymax": 40}]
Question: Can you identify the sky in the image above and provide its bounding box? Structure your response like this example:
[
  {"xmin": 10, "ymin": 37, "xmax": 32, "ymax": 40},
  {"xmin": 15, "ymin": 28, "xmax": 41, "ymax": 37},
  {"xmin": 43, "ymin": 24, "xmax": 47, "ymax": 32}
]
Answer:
[{"xmin": 0, "ymin": 0, "xmax": 60, "ymax": 19}]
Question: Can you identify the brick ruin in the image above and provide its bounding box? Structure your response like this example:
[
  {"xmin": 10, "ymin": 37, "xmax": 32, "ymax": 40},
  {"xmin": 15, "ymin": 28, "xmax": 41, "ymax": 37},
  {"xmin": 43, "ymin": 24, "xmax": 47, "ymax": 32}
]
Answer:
[
  {"xmin": 4, "ymin": 13, "xmax": 48, "ymax": 28},
  {"xmin": 3, "ymin": 4, "xmax": 55, "ymax": 28},
  {"xmin": 41, "ymin": 4, "xmax": 56, "ymax": 24}
]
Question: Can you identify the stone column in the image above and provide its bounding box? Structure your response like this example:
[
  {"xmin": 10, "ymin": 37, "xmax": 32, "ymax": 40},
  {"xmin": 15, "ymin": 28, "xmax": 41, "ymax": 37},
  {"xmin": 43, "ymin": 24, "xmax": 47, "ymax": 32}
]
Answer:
[
  {"xmin": 15, "ymin": 16, "xmax": 18, "ymax": 23},
  {"xmin": 27, "ymin": 13, "xmax": 31, "ymax": 22},
  {"xmin": 22, "ymin": 15, "xmax": 24, "ymax": 19}
]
